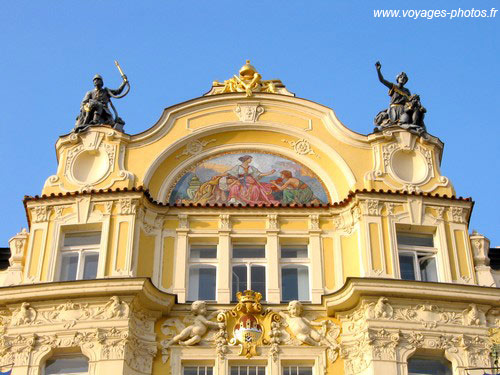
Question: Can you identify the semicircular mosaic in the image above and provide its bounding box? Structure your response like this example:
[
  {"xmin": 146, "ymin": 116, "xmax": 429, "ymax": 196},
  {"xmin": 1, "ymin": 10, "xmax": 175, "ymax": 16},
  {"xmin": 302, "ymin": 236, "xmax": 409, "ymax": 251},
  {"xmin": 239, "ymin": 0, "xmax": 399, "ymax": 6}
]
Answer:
[{"xmin": 168, "ymin": 151, "xmax": 330, "ymax": 205}]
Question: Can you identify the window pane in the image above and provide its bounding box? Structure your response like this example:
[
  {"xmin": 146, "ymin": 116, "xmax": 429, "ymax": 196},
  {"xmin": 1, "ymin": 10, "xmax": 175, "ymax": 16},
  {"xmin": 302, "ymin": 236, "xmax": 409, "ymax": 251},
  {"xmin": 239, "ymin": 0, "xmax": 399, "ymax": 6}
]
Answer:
[
  {"xmin": 199, "ymin": 267, "xmax": 216, "ymax": 300},
  {"xmin": 399, "ymin": 254, "xmax": 416, "ymax": 280},
  {"xmin": 188, "ymin": 266, "xmax": 216, "ymax": 301},
  {"xmin": 233, "ymin": 245, "xmax": 265, "ymax": 258},
  {"xmin": 60, "ymin": 253, "xmax": 78, "ymax": 281},
  {"xmin": 258, "ymin": 367, "xmax": 265, "ymax": 375},
  {"xmin": 45, "ymin": 356, "xmax": 89, "ymax": 374},
  {"xmin": 282, "ymin": 268, "xmax": 298, "ymax": 301},
  {"xmin": 298, "ymin": 367, "xmax": 312, "ymax": 375},
  {"xmin": 251, "ymin": 265, "xmax": 266, "ymax": 300},
  {"xmin": 408, "ymin": 357, "xmax": 452, "ymax": 374},
  {"xmin": 249, "ymin": 367, "xmax": 256, "ymax": 375},
  {"xmin": 64, "ymin": 232, "xmax": 101, "ymax": 247},
  {"xmin": 281, "ymin": 246, "xmax": 308, "ymax": 258},
  {"xmin": 230, "ymin": 367, "xmax": 239, "ymax": 375},
  {"xmin": 82, "ymin": 253, "xmax": 99, "ymax": 280},
  {"xmin": 420, "ymin": 256, "xmax": 438, "ymax": 282},
  {"xmin": 397, "ymin": 233, "xmax": 434, "ymax": 247},
  {"xmin": 183, "ymin": 368, "xmax": 198, "ymax": 375},
  {"xmin": 184, "ymin": 367, "xmax": 213, "ymax": 375},
  {"xmin": 232, "ymin": 265, "xmax": 248, "ymax": 301},
  {"xmin": 190, "ymin": 246, "xmax": 217, "ymax": 259}
]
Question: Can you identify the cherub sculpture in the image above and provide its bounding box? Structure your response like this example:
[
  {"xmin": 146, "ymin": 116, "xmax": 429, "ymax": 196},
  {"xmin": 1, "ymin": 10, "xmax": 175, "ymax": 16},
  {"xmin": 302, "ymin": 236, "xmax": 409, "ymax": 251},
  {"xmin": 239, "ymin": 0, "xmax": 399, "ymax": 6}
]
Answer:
[
  {"xmin": 163, "ymin": 301, "xmax": 224, "ymax": 348},
  {"xmin": 279, "ymin": 301, "xmax": 339, "ymax": 348}
]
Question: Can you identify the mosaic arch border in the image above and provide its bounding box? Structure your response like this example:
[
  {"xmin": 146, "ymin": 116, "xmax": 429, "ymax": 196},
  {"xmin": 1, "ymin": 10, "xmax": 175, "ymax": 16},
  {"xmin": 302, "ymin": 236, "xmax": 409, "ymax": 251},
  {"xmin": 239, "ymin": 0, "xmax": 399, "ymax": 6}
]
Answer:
[{"xmin": 165, "ymin": 149, "xmax": 332, "ymax": 205}]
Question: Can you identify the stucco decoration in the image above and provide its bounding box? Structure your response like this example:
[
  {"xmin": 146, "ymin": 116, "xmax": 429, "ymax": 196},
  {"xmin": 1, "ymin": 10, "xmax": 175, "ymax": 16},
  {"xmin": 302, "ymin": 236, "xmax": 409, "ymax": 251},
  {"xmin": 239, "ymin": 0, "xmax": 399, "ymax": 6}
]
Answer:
[
  {"xmin": 279, "ymin": 301, "xmax": 340, "ymax": 362},
  {"xmin": 160, "ymin": 301, "xmax": 224, "ymax": 363},
  {"xmin": 234, "ymin": 102, "xmax": 265, "ymax": 122},
  {"xmin": 339, "ymin": 297, "xmax": 496, "ymax": 375},
  {"xmin": 168, "ymin": 151, "xmax": 329, "ymax": 205},
  {"xmin": 365, "ymin": 129, "xmax": 449, "ymax": 193},
  {"xmin": 45, "ymin": 129, "xmax": 134, "ymax": 192}
]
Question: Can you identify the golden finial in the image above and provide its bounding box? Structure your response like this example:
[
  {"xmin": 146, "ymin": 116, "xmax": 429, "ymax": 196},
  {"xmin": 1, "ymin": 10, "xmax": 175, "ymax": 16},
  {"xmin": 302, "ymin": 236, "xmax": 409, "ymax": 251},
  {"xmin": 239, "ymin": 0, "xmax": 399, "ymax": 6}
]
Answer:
[{"xmin": 239, "ymin": 60, "xmax": 257, "ymax": 78}]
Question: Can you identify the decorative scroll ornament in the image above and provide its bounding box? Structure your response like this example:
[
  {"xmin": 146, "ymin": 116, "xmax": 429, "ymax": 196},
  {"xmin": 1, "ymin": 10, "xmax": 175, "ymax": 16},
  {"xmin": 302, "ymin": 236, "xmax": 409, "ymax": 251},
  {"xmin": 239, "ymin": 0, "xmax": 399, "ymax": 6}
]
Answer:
[
  {"xmin": 207, "ymin": 60, "xmax": 292, "ymax": 97},
  {"xmin": 218, "ymin": 290, "xmax": 280, "ymax": 359},
  {"xmin": 281, "ymin": 138, "xmax": 319, "ymax": 157},
  {"xmin": 176, "ymin": 139, "xmax": 216, "ymax": 159}
]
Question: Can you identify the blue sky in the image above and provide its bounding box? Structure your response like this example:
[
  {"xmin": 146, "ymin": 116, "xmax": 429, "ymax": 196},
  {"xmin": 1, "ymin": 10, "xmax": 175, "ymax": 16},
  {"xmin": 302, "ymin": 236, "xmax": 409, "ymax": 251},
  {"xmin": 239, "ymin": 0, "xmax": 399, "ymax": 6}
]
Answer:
[{"xmin": 0, "ymin": 1, "xmax": 498, "ymax": 245}]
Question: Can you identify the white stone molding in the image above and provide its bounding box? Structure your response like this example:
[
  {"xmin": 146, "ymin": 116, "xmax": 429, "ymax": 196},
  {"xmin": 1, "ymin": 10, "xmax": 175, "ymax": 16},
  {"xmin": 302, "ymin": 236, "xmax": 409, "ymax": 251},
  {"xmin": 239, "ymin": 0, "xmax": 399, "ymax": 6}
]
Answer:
[
  {"xmin": 470, "ymin": 232, "xmax": 496, "ymax": 287},
  {"xmin": 365, "ymin": 129, "xmax": 450, "ymax": 193},
  {"xmin": 338, "ymin": 296, "xmax": 495, "ymax": 375},
  {"xmin": 234, "ymin": 102, "xmax": 265, "ymax": 122},
  {"xmin": 383, "ymin": 198, "xmax": 455, "ymax": 283},
  {"xmin": 2, "ymin": 229, "xmax": 29, "ymax": 286},
  {"xmin": 45, "ymin": 130, "xmax": 134, "ymax": 193},
  {"xmin": 0, "ymin": 294, "xmax": 160, "ymax": 375}
]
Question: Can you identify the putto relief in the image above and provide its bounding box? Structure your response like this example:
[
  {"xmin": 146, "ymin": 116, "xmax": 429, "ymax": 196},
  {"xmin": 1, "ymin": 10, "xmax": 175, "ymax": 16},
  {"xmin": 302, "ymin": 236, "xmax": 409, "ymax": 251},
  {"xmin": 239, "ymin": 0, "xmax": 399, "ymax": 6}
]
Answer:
[{"xmin": 168, "ymin": 152, "xmax": 329, "ymax": 206}]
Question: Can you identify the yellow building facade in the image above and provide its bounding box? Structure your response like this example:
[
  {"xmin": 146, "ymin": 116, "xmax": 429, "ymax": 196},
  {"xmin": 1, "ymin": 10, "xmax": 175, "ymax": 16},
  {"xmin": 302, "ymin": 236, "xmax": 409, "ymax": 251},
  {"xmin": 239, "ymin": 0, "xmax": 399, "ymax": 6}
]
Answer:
[{"xmin": 0, "ymin": 62, "xmax": 499, "ymax": 375}]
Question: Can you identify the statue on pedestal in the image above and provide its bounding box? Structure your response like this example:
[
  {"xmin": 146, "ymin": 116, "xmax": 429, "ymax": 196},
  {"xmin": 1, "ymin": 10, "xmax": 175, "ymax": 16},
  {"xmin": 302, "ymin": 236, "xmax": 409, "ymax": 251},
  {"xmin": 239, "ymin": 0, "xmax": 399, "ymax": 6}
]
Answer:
[
  {"xmin": 374, "ymin": 61, "xmax": 426, "ymax": 135},
  {"xmin": 74, "ymin": 61, "xmax": 130, "ymax": 133}
]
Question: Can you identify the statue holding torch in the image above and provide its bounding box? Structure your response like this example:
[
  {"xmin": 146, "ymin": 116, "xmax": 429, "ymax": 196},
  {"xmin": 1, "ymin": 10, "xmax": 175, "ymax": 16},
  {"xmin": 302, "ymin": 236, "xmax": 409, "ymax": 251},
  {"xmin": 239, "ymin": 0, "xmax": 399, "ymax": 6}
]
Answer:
[{"xmin": 74, "ymin": 61, "xmax": 131, "ymax": 133}]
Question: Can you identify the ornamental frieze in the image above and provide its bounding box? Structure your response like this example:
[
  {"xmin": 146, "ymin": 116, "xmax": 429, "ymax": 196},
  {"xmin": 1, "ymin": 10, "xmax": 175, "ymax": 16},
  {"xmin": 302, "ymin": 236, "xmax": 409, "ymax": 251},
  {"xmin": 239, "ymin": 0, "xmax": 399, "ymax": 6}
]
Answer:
[{"xmin": 159, "ymin": 291, "xmax": 341, "ymax": 365}]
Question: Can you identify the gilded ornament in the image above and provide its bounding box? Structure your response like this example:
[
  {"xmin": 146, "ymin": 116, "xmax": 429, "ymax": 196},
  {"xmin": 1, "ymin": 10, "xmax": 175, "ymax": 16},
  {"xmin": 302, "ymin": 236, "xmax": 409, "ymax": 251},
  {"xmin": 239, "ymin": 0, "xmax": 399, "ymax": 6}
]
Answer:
[{"xmin": 208, "ymin": 60, "xmax": 284, "ymax": 97}]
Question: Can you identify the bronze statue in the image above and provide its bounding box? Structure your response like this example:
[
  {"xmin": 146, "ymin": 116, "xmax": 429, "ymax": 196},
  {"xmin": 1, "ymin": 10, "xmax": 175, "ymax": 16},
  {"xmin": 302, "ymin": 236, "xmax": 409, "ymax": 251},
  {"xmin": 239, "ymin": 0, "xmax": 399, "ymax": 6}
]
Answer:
[
  {"xmin": 374, "ymin": 61, "xmax": 426, "ymax": 134},
  {"xmin": 74, "ymin": 61, "xmax": 130, "ymax": 133}
]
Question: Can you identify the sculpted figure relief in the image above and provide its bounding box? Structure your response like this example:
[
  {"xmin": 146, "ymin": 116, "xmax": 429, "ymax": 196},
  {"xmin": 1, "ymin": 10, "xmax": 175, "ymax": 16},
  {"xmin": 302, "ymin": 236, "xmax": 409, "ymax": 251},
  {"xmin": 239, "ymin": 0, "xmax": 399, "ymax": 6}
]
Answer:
[
  {"xmin": 374, "ymin": 61, "xmax": 427, "ymax": 135},
  {"xmin": 74, "ymin": 61, "xmax": 130, "ymax": 133},
  {"xmin": 164, "ymin": 301, "xmax": 224, "ymax": 347},
  {"xmin": 279, "ymin": 301, "xmax": 339, "ymax": 348}
]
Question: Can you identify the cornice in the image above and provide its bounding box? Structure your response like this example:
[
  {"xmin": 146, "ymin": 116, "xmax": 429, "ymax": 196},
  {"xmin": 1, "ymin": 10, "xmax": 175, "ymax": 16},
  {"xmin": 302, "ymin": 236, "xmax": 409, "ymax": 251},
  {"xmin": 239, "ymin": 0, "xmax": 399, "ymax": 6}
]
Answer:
[
  {"xmin": 0, "ymin": 277, "xmax": 176, "ymax": 313},
  {"xmin": 324, "ymin": 278, "xmax": 500, "ymax": 316}
]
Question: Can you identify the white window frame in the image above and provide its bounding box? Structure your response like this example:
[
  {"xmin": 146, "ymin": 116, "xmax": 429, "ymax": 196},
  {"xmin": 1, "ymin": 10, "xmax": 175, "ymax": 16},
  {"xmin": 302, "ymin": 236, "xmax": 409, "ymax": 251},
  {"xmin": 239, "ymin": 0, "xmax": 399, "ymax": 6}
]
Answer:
[
  {"xmin": 44, "ymin": 355, "xmax": 89, "ymax": 375},
  {"xmin": 397, "ymin": 232, "xmax": 438, "ymax": 282},
  {"xmin": 231, "ymin": 244, "xmax": 267, "ymax": 301},
  {"xmin": 282, "ymin": 365, "xmax": 314, "ymax": 375},
  {"xmin": 183, "ymin": 365, "xmax": 214, "ymax": 375},
  {"xmin": 280, "ymin": 244, "xmax": 311, "ymax": 302},
  {"xmin": 58, "ymin": 231, "xmax": 101, "ymax": 281},
  {"xmin": 229, "ymin": 365, "xmax": 266, "ymax": 375},
  {"xmin": 187, "ymin": 244, "xmax": 218, "ymax": 301}
]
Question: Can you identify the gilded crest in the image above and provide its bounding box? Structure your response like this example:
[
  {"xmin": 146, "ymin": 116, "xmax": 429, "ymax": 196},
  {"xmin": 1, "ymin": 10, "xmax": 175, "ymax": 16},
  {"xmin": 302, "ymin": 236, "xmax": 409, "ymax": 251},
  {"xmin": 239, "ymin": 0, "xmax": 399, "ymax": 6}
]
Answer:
[{"xmin": 218, "ymin": 290, "xmax": 280, "ymax": 358}]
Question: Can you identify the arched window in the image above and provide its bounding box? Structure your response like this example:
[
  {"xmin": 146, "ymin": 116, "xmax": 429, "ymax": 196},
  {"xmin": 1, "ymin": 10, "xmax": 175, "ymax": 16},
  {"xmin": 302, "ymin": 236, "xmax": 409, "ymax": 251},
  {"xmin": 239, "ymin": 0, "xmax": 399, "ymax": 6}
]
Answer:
[
  {"xmin": 408, "ymin": 355, "xmax": 452, "ymax": 375},
  {"xmin": 45, "ymin": 355, "xmax": 89, "ymax": 375}
]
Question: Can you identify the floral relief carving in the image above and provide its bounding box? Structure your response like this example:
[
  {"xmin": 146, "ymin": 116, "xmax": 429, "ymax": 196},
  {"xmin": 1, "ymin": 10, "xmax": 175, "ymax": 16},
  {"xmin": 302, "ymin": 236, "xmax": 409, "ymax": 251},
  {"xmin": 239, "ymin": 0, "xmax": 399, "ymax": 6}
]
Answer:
[
  {"xmin": 118, "ymin": 198, "xmax": 138, "ymax": 215},
  {"xmin": 8, "ymin": 297, "xmax": 130, "ymax": 329},
  {"xmin": 10, "ymin": 303, "xmax": 37, "ymax": 326},
  {"xmin": 281, "ymin": 138, "xmax": 319, "ymax": 157},
  {"xmin": 176, "ymin": 139, "xmax": 216, "ymax": 159},
  {"xmin": 449, "ymin": 206, "xmax": 467, "ymax": 223},
  {"xmin": 267, "ymin": 214, "xmax": 279, "ymax": 231},
  {"xmin": 31, "ymin": 205, "xmax": 50, "ymax": 223},
  {"xmin": 364, "ymin": 199, "xmax": 381, "ymax": 216}
]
